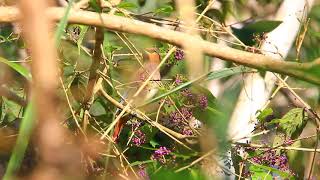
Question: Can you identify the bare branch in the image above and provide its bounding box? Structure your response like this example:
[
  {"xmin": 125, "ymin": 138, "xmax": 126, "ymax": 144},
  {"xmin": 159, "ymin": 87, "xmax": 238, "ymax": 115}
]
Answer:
[{"xmin": 0, "ymin": 7, "xmax": 320, "ymax": 84}]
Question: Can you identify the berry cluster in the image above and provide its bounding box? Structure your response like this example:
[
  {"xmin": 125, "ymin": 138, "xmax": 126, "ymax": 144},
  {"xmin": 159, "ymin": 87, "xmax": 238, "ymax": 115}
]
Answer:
[
  {"xmin": 181, "ymin": 89, "xmax": 194, "ymax": 99},
  {"xmin": 174, "ymin": 49, "xmax": 184, "ymax": 61},
  {"xmin": 131, "ymin": 130, "xmax": 146, "ymax": 147},
  {"xmin": 137, "ymin": 165, "xmax": 149, "ymax": 180},
  {"xmin": 151, "ymin": 146, "xmax": 171, "ymax": 163},
  {"xmin": 169, "ymin": 107, "xmax": 193, "ymax": 124},
  {"xmin": 159, "ymin": 87, "xmax": 209, "ymax": 136},
  {"xmin": 180, "ymin": 89, "xmax": 208, "ymax": 110},
  {"xmin": 198, "ymin": 94, "xmax": 208, "ymax": 110},
  {"xmin": 182, "ymin": 127, "xmax": 193, "ymax": 136},
  {"xmin": 175, "ymin": 74, "xmax": 184, "ymax": 85},
  {"xmin": 250, "ymin": 149, "xmax": 289, "ymax": 172}
]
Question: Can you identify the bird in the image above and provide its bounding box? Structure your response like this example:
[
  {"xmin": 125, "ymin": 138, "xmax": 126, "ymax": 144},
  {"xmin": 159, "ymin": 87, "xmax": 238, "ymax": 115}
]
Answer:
[{"xmin": 112, "ymin": 47, "xmax": 161, "ymax": 141}]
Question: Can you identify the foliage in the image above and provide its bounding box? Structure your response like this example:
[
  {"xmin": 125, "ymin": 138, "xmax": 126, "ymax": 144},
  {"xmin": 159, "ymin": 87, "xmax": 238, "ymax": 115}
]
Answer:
[
  {"xmin": 232, "ymin": 20, "xmax": 282, "ymax": 46},
  {"xmin": 271, "ymin": 108, "xmax": 308, "ymax": 138},
  {"xmin": 0, "ymin": 0, "xmax": 319, "ymax": 179}
]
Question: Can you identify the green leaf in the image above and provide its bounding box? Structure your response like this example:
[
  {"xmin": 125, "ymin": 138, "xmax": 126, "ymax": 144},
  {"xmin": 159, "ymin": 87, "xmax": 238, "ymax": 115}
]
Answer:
[
  {"xmin": 244, "ymin": 20, "xmax": 282, "ymax": 33},
  {"xmin": 144, "ymin": 66, "xmax": 252, "ymax": 105},
  {"xmin": 232, "ymin": 20, "xmax": 282, "ymax": 45},
  {"xmin": 250, "ymin": 165, "xmax": 273, "ymax": 180},
  {"xmin": 1, "ymin": 96, "xmax": 22, "ymax": 124},
  {"xmin": 278, "ymin": 108, "xmax": 307, "ymax": 138},
  {"xmin": 155, "ymin": 5, "xmax": 174, "ymax": 16},
  {"xmin": 206, "ymin": 66, "xmax": 251, "ymax": 80},
  {"xmin": 90, "ymin": 99, "xmax": 107, "ymax": 116},
  {"xmin": 141, "ymin": 124, "xmax": 157, "ymax": 142},
  {"xmin": 249, "ymin": 163, "xmax": 293, "ymax": 179},
  {"xmin": 0, "ymin": 56, "xmax": 32, "ymax": 80},
  {"xmin": 89, "ymin": 0, "xmax": 102, "ymax": 12},
  {"xmin": 103, "ymin": 32, "xmax": 123, "ymax": 56},
  {"xmin": 3, "ymin": 97, "xmax": 21, "ymax": 118},
  {"xmin": 118, "ymin": 2, "xmax": 137, "ymax": 10},
  {"xmin": 149, "ymin": 138, "xmax": 160, "ymax": 148},
  {"xmin": 3, "ymin": 102, "xmax": 36, "ymax": 180},
  {"xmin": 257, "ymin": 108, "xmax": 273, "ymax": 122},
  {"xmin": 104, "ymin": 44, "xmax": 122, "ymax": 55},
  {"xmin": 129, "ymin": 160, "xmax": 154, "ymax": 167}
]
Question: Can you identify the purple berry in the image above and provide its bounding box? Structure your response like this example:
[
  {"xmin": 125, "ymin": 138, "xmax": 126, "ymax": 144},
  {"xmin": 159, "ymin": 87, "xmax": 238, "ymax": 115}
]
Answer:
[
  {"xmin": 131, "ymin": 130, "xmax": 146, "ymax": 147},
  {"xmin": 151, "ymin": 146, "xmax": 171, "ymax": 163},
  {"xmin": 137, "ymin": 166, "xmax": 149, "ymax": 180},
  {"xmin": 182, "ymin": 127, "xmax": 193, "ymax": 135},
  {"xmin": 174, "ymin": 49, "xmax": 184, "ymax": 61},
  {"xmin": 198, "ymin": 94, "xmax": 208, "ymax": 110},
  {"xmin": 175, "ymin": 75, "xmax": 183, "ymax": 84}
]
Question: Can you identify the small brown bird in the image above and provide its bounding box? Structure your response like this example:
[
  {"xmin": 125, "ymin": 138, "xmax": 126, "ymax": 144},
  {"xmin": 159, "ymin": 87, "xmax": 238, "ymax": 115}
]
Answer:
[{"xmin": 112, "ymin": 48, "xmax": 161, "ymax": 141}]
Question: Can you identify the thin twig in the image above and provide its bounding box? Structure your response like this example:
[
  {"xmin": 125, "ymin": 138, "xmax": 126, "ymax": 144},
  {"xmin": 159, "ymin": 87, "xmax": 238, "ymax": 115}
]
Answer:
[
  {"xmin": 59, "ymin": 78, "xmax": 86, "ymax": 136},
  {"xmin": 175, "ymin": 150, "xmax": 214, "ymax": 172}
]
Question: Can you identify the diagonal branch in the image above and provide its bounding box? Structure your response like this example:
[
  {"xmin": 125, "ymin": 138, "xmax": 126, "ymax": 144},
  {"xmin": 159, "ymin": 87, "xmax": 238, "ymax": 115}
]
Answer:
[{"xmin": 1, "ymin": 7, "xmax": 320, "ymax": 84}]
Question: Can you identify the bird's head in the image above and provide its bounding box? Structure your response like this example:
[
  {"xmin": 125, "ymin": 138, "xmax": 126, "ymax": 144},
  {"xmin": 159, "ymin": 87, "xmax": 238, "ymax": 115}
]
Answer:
[{"xmin": 143, "ymin": 47, "xmax": 160, "ymax": 63}]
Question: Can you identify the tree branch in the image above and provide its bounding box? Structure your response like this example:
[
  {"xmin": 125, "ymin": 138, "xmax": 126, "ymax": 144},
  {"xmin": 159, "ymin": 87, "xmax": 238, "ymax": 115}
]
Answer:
[{"xmin": 1, "ymin": 6, "xmax": 320, "ymax": 84}]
